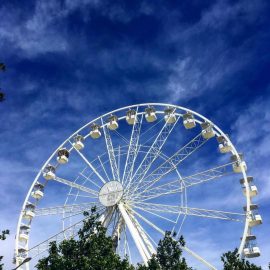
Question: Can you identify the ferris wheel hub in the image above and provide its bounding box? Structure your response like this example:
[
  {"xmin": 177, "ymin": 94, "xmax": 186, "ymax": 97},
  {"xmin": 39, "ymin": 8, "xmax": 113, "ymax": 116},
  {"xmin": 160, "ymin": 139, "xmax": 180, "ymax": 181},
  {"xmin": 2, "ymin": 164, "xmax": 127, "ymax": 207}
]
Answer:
[{"xmin": 98, "ymin": 180, "xmax": 124, "ymax": 207}]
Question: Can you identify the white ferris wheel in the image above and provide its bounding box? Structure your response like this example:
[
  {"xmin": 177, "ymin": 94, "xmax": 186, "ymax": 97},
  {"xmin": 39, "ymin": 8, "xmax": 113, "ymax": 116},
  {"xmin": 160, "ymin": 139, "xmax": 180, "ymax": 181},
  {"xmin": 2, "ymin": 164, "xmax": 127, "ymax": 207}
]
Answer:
[{"xmin": 15, "ymin": 103, "xmax": 262, "ymax": 270}]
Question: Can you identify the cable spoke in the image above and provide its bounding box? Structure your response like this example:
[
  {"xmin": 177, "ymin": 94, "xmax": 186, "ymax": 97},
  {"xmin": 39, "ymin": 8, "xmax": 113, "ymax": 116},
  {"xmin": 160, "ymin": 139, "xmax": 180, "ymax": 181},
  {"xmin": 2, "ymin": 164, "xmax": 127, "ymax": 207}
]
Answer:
[
  {"xmin": 114, "ymin": 129, "xmax": 129, "ymax": 144},
  {"xmin": 118, "ymin": 203, "xmax": 151, "ymax": 263},
  {"xmin": 129, "ymin": 206, "xmax": 217, "ymax": 270},
  {"xmin": 125, "ymin": 114, "xmax": 179, "ymax": 193},
  {"xmin": 133, "ymin": 205, "xmax": 177, "ymax": 223},
  {"xmin": 35, "ymin": 202, "xmax": 102, "ymax": 216},
  {"xmin": 71, "ymin": 142, "xmax": 107, "ymax": 184},
  {"xmin": 128, "ymin": 212, "xmax": 156, "ymax": 255},
  {"xmin": 54, "ymin": 176, "xmax": 98, "ymax": 196},
  {"xmin": 125, "ymin": 225, "xmax": 133, "ymax": 264},
  {"xmin": 101, "ymin": 118, "xmax": 120, "ymax": 182},
  {"xmin": 122, "ymin": 110, "xmax": 143, "ymax": 186},
  {"xmin": 134, "ymin": 162, "xmax": 234, "ymax": 201},
  {"xmin": 79, "ymin": 172, "xmax": 102, "ymax": 189},
  {"xmin": 129, "ymin": 133, "xmax": 208, "ymax": 198},
  {"xmin": 98, "ymin": 155, "xmax": 111, "ymax": 182},
  {"xmin": 27, "ymin": 207, "xmax": 106, "ymax": 258},
  {"xmin": 131, "ymin": 202, "xmax": 245, "ymax": 221}
]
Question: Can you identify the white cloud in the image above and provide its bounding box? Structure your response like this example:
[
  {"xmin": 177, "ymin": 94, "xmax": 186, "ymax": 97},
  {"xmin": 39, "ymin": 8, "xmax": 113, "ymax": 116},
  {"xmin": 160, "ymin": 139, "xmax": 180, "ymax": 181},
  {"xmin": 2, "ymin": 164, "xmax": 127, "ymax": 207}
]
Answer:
[{"xmin": 164, "ymin": 0, "xmax": 265, "ymax": 103}]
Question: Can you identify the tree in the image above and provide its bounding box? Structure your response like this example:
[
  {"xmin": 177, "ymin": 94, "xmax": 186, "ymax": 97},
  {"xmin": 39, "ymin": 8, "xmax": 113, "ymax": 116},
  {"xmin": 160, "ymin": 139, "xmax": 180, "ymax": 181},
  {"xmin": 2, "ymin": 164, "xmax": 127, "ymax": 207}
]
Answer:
[
  {"xmin": 36, "ymin": 208, "xmax": 134, "ymax": 270},
  {"xmin": 0, "ymin": 91, "xmax": 5, "ymax": 102},
  {"xmin": 0, "ymin": 230, "xmax": 10, "ymax": 270},
  {"xmin": 0, "ymin": 62, "xmax": 6, "ymax": 102},
  {"xmin": 221, "ymin": 248, "xmax": 262, "ymax": 270},
  {"xmin": 0, "ymin": 63, "xmax": 6, "ymax": 71},
  {"xmin": 137, "ymin": 232, "xmax": 193, "ymax": 270}
]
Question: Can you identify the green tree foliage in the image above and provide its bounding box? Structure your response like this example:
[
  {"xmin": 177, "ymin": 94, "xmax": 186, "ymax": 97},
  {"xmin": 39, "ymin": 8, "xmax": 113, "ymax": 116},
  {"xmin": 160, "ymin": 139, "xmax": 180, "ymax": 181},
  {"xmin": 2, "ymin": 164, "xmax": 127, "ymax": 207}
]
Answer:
[
  {"xmin": 0, "ymin": 230, "xmax": 10, "ymax": 270},
  {"xmin": 36, "ymin": 208, "xmax": 134, "ymax": 270},
  {"xmin": 36, "ymin": 207, "xmax": 266, "ymax": 270},
  {"xmin": 221, "ymin": 249, "xmax": 262, "ymax": 270},
  {"xmin": 0, "ymin": 91, "xmax": 5, "ymax": 102},
  {"xmin": 137, "ymin": 232, "xmax": 193, "ymax": 270},
  {"xmin": 0, "ymin": 62, "xmax": 6, "ymax": 102},
  {"xmin": 0, "ymin": 63, "xmax": 6, "ymax": 71}
]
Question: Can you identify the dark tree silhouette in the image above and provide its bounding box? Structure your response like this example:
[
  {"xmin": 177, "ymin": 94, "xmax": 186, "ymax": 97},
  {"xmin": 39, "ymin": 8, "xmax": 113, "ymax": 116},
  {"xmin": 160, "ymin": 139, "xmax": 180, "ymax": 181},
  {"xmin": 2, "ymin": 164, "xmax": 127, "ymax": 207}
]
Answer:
[
  {"xmin": 36, "ymin": 208, "xmax": 134, "ymax": 270},
  {"xmin": 0, "ymin": 230, "xmax": 10, "ymax": 270},
  {"xmin": 221, "ymin": 248, "xmax": 262, "ymax": 270},
  {"xmin": 0, "ymin": 91, "xmax": 5, "ymax": 102},
  {"xmin": 0, "ymin": 63, "xmax": 6, "ymax": 71},
  {"xmin": 137, "ymin": 232, "xmax": 193, "ymax": 270}
]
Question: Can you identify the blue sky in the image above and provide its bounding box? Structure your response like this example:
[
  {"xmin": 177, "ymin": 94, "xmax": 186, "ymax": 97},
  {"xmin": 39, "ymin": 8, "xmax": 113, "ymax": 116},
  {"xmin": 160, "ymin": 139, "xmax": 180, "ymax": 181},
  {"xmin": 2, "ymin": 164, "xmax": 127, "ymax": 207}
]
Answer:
[{"xmin": 0, "ymin": 0, "xmax": 270, "ymax": 269}]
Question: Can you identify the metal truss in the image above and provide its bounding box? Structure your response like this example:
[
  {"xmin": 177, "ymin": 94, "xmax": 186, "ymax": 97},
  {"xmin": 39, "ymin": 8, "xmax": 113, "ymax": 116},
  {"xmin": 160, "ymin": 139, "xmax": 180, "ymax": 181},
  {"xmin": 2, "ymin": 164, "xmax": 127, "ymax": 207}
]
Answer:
[
  {"xmin": 15, "ymin": 103, "xmax": 251, "ymax": 270},
  {"xmin": 102, "ymin": 118, "xmax": 120, "ymax": 182},
  {"xmin": 122, "ymin": 110, "xmax": 142, "ymax": 185},
  {"xmin": 134, "ymin": 162, "xmax": 234, "ymax": 201},
  {"xmin": 35, "ymin": 202, "xmax": 102, "ymax": 216},
  {"xmin": 54, "ymin": 176, "xmax": 98, "ymax": 196},
  {"xmin": 132, "ymin": 202, "xmax": 245, "ymax": 222},
  {"xmin": 131, "ymin": 133, "xmax": 208, "ymax": 197},
  {"xmin": 125, "ymin": 114, "xmax": 179, "ymax": 193}
]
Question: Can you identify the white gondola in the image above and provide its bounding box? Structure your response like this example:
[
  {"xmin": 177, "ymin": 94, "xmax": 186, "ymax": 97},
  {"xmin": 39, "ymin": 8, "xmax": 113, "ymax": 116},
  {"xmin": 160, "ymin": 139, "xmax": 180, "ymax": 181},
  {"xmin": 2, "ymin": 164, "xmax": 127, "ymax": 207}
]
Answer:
[
  {"xmin": 249, "ymin": 214, "xmax": 263, "ymax": 227},
  {"xmin": 217, "ymin": 135, "xmax": 232, "ymax": 153},
  {"xmin": 16, "ymin": 256, "xmax": 25, "ymax": 265},
  {"xmin": 231, "ymin": 154, "xmax": 247, "ymax": 173},
  {"xmin": 145, "ymin": 107, "xmax": 157, "ymax": 123},
  {"xmin": 72, "ymin": 134, "xmax": 85, "ymax": 150},
  {"xmin": 90, "ymin": 123, "xmax": 102, "ymax": 139},
  {"xmin": 31, "ymin": 190, "xmax": 43, "ymax": 200},
  {"xmin": 201, "ymin": 122, "xmax": 215, "ymax": 139},
  {"xmin": 107, "ymin": 115, "xmax": 119, "ymax": 130},
  {"xmin": 244, "ymin": 246, "xmax": 261, "ymax": 258},
  {"xmin": 183, "ymin": 112, "xmax": 196, "ymax": 129},
  {"xmin": 43, "ymin": 164, "xmax": 56, "ymax": 180},
  {"xmin": 18, "ymin": 247, "xmax": 27, "ymax": 254},
  {"xmin": 243, "ymin": 204, "xmax": 262, "ymax": 227},
  {"xmin": 23, "ymin": 203, "xmax": 35, "ymax": 220},
  {"xmin": 57, "ymin": 148, "xmax": 69, "ymax": 164},
  {"xmin": 126, "ymin": 109, "xmax": 137, "ymax": 125},
  {"xmin": 19, "ymin": 224, "xmax": 30, "ymax": 242},
  {"xmin": 240, "ymin": 177, "xmax": 258, "ymax": 197},
  {"xmin": 19, "ymin": 233, "xmax": 29, "ymax": 242},
  {"xmin": 31, "ymin": 182, "xmax": 44, "ymax": 200},
  {"xmin": 243, "ymin": 235, "xmax": 261, "ymax": 258},
  {"xmin": 164, "ymin": 108, "xmax": 176, "ymax": 124}
]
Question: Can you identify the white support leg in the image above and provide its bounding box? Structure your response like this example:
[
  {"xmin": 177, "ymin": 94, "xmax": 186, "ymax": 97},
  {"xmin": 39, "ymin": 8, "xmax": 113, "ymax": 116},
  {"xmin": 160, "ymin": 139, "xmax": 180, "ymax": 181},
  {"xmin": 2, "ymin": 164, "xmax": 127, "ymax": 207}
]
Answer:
[
  {"xmin": 118, "ymin": 203, "xmax": 150, "ymax": 264},
  {"xmin": 99, "ymin": 207, "xmax": 114, "ymax": 228}
]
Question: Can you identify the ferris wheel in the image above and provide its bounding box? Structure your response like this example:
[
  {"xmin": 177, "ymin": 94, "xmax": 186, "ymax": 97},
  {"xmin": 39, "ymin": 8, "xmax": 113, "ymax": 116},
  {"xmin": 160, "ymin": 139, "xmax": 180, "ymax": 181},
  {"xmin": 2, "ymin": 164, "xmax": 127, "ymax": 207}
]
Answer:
[{"xmin": 15, "ymin": 103, "xmax": 262, "ymax": 270}]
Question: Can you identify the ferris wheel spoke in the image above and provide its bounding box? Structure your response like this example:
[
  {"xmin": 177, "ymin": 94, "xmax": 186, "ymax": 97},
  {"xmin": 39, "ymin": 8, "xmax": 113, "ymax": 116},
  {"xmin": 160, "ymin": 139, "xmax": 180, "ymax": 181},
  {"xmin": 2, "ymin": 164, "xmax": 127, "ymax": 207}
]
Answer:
[
  {"xmin": 122, "ymin": 110, "xmax": 142, "ymax": 186},
  {"xmin": 129, "ymin": 206, "xmax": 217, "ymax": 270},
  {"xmin": 54, "ymin": 176, "xmax": 99, "ymax": 196},
  {"xmin": 28, "ymin": 207, "xmax": 107, "ymax": 259},
  {"xmin": 118, "ymin": 203, "xmax": 151, "ymax": 263},
  {"xmin": 97, "ymin": 156, "xmax": 111, "ymax": 182},
  {"xmin": 128, "ymin": 206, "xmax": 164, "ymax": 235},
  {"xmin": 131, "ymin": 202, "xmax": 245, "ymax": 222},
  {"xmin": 71, "ymin": 145, "xmax": 107, "ymax": 184},
  {"xmin": 132, "ymin": 205, "xmax": 177, "ymax": 223},
  {"xmin": 114, "ymin": 129, "xmax": 129, "ymax": 144},
  {"xmin": 140, "ymin": 116, "xmax": 164, "ymax": 140},
  {"xmin": 101, "ymin": 118, "xmax": 120, "ymax": 182},
  {"xmin": 79, "ymin": 172, "xmax": 102, "ymax": 189},
  {"xmin": 134, "ymin": 162, "xmax": 234, "ymax": 201},
  {"xmin": 35, "ymin": 202, "xmax": 103, "ymax": 217},
  {"xmin": 68, "ymin": 193, "xmax": 97, "ymax": 198},
  {"xmin": 125, "ymin": 115, "xmax": 179, "ymax": 193},
  {"xmin": 128, "ymin": 211, "xmax": 156, "ymax": 255},
  {"xmin": 130, "ymin": 133, "xmax": 208, "ymax": 198},
  {"xmin": 125, "ymin": 226, "xmax": 133, "ymax": 264}
]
